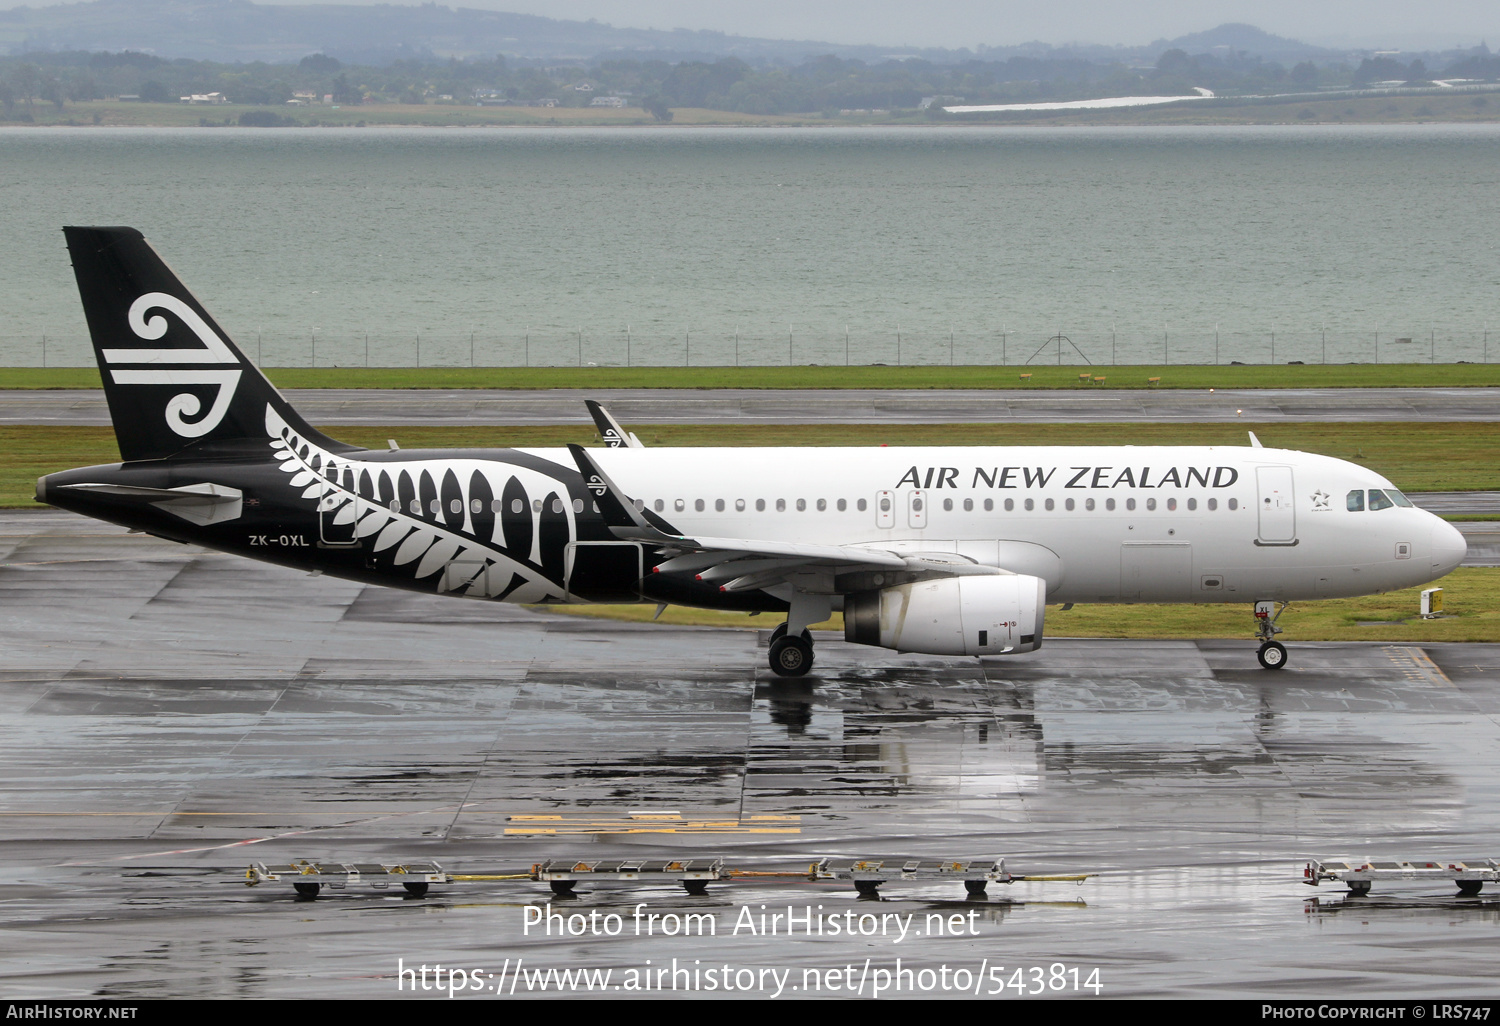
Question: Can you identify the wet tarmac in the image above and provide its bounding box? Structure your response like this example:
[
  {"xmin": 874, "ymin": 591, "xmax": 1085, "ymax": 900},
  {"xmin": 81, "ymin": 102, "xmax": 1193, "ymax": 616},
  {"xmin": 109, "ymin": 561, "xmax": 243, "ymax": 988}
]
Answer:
[
  {"xmin": 7, "ymin": 386, "xmax": 1500, "ymax": 426},
  {"xmin": 2, "ymin": 511, "xmax": 1500, "ymax": 999}
]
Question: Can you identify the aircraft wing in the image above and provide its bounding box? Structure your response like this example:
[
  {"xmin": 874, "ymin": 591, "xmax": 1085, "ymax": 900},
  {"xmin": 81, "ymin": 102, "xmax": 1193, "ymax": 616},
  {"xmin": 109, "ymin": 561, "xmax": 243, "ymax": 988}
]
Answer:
[{"xmin": 566, "ymin": 445, "xmax": 987, "ymax": 594}]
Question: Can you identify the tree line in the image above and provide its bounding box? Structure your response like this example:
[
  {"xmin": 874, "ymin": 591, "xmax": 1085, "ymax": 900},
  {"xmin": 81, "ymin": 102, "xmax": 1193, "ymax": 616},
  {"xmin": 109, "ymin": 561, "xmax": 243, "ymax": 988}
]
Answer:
[{"xmin": 1, "ymin": 45, "xmax": 1495, "ymax": 119}]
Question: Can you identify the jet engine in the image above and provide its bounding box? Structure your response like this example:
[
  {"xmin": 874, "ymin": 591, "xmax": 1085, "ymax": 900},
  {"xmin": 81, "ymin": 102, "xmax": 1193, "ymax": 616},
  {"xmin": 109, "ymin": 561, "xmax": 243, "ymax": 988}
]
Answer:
[{"xmin": 843, "ymin": 574, "xmax": 1046, "ymax": 656}]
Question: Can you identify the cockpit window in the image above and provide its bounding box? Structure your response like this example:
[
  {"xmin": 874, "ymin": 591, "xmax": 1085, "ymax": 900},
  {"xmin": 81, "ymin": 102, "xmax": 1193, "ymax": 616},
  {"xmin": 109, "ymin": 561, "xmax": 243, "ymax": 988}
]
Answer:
[
  {"xmin": 1367, "ymin": 489, "xmax": 1395, "ymax": 511},
  {"xmin": 1346, "ymin": 489, "xmax": 1364, "ymax": 512},
  {"xmin": 1387, "ymin": 489, "xmax": 1413, "ymax": 507}
]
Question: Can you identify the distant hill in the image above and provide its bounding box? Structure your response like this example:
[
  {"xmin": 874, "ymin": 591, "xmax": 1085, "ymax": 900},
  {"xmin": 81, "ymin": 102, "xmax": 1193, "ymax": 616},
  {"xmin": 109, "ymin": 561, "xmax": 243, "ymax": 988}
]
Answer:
[
  {"xmin": 1151, "ymin": 23, "xmax": 1345, "ymax": 63},
  {"xmin": 0, "ymin": 3, "xmax": 1361, "ymax": 67},
  {"xmin": 0, "ymin": 0, "xmax": 966, "ymax": 64}
]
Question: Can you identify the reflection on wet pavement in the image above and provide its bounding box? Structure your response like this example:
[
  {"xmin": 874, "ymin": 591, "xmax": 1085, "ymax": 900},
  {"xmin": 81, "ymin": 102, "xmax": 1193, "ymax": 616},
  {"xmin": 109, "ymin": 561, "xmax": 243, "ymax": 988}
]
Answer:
[{"xmin": 1, "ymin": 521, "xmax": 1499, "ymax": 997}]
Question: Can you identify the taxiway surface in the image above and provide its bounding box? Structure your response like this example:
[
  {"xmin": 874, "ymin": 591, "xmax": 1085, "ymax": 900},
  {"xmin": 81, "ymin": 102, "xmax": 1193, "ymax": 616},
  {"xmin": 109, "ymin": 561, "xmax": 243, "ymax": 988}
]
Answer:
[
  {"xmin": 1, "ymin": 511, "xmax": 1498, "ymax": 999},
  {"xmin": 6, "ymin": 386, "xmax": 1500, "ymax": 426}
]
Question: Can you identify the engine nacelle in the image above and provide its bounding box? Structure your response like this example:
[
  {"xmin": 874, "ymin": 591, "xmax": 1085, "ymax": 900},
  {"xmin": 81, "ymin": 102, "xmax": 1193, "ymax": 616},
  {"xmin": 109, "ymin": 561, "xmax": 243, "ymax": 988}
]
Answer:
[{"xmin": 844, "ymin": 575, "xmax": 1046, "ymax": 656}]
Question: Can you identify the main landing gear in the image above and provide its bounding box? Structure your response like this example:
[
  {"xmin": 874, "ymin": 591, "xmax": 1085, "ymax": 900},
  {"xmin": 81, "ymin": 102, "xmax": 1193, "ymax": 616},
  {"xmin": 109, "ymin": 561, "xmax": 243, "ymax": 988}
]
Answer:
[
  {"xmin": 767, "ymin": 593, "xmax": 830, "ymax": 677},
  {"xmin": 1254, "ymin": 599, "xmax": 1289, "ymax": 670},
  {"xmin": 769, "ymin": 622, "xmax": 814, "ymax": 677}
]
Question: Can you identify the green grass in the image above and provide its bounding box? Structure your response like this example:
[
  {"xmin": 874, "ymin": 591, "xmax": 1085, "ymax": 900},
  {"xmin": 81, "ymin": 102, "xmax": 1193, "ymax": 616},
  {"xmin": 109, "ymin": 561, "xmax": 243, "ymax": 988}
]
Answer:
[
  {"xmin": 6, "ymin": 363, "xmax": 1500, "ymax": 391},
  {"xmin": 13, "ymin": 420, "xmax": 1500, "ymax": 508},
  {"xmin": 551, "ymin": 568, "xmax": 1499, "ymax": 642}
]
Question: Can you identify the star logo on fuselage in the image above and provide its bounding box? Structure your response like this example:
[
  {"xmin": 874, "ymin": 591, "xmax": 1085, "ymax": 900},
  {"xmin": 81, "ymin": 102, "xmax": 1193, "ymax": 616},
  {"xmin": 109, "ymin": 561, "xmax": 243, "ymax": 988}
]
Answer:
[{"xmin": 1310, "ymin": 489, "xmax": 1330, "ymax": 509}]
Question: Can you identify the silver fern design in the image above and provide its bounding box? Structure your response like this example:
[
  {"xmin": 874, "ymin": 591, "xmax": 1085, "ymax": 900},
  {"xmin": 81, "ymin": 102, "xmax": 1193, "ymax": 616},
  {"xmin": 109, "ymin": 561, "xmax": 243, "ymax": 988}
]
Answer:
[{"xmin": 266, "ymin": 405, "xmax": 572, "ymax": 602}]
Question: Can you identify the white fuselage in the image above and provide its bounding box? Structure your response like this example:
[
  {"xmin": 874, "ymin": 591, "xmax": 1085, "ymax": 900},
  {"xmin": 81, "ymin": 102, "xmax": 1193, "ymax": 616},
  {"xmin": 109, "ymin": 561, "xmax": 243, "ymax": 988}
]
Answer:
[{"xmin": 555, "ymin": 443, "xmax": 1466, "ymax": 605}]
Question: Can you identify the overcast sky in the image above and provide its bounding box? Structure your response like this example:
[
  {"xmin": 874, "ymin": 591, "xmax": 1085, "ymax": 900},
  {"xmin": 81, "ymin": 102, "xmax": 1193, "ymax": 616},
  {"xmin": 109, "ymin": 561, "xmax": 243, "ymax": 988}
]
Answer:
[{"xmin": 244, "ymin": 0, "xmax": 1493, "ymax": 51}]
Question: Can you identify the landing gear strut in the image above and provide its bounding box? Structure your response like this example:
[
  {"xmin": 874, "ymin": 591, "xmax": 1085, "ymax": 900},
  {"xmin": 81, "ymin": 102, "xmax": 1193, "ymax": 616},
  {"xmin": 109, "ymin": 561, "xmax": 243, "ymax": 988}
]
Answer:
[{"xmin": 1254, "ymin": 600, "xmax": 1289, "ymax": 670}]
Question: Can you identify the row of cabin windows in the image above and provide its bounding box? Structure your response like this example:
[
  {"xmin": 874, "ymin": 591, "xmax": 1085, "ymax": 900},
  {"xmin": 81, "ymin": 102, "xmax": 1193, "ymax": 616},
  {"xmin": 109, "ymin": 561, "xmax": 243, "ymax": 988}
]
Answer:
[
  {"xmin": 391, "ymin": 497, "xmax": 596, "ymax": 515},
  {"xmin": 385, "ymin": 495, "xmax": 1243, "ymax": 516},
  {"xmin": 941, "ymin": 495, "xmax": 1238, "ymax": 513},
  {"xmin": 1347, "ymin": 488, "xmax": 1414, "ymax": 512},
  {"xmin": 655, "ymin": 497, "xmax": 871, "ymax": 514}
]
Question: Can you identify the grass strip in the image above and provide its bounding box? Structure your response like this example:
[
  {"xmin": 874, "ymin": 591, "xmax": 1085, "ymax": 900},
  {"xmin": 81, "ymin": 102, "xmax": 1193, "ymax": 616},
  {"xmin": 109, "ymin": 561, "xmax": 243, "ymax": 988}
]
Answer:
[{"xmin": 6, "ymin": 364, "xmax": 1500, "ymax": 391}]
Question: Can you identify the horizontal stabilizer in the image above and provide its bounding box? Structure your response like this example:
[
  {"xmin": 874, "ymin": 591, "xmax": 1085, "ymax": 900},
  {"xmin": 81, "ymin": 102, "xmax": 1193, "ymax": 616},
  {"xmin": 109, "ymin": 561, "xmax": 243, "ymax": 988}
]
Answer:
[{"xmin": 53, "ymin": 481, "xmax": 243, "ymax": 526}]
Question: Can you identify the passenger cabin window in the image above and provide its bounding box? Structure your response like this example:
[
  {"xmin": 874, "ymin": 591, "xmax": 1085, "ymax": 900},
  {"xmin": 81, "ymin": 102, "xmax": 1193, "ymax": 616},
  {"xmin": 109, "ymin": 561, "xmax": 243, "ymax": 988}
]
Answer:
[
  {"xmin": 837, "ymin": 498, "xmax": 847, "ymax": 511},
  {"xmin": 1367, "ymin": 489, "xmax": 1395, "ymax": 511},
  {"xmin": 1347, "ymin": 489, "xmax": 1365, "ymax": 512},
  {"xmin": 857, "ymin": 498, "xmax": 867, "ymax": 512}
]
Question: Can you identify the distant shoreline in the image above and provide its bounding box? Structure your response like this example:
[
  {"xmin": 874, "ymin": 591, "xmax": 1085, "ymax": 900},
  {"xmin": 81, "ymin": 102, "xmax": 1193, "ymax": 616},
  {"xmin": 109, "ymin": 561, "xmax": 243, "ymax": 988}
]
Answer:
[{"xmin": 4, "ymin": 91, "xmax": 1500, "ymax": 129}]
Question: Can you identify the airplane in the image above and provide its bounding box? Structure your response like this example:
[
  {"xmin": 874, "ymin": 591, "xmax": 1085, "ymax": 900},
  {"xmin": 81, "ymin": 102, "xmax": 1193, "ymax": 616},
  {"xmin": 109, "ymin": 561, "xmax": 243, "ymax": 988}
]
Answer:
[{"xmin": 36, "ymin": 227, "xmax": 1468, "ymax": 677}]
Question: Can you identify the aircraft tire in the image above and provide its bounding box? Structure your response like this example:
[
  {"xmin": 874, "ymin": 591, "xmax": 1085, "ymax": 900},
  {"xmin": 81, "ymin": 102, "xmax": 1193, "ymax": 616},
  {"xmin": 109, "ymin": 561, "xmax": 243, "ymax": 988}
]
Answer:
[
  {"xmin": 1347, "ymin": 882, "xmax": 1371, "ymax": 897},
  {"xmin": 1257, "ymin": 641, "xmax": 1288, "ymax": 670},
  {"xmin": 1458, "ymin": 881, "xmax": 1484, "ymax": 896},
  {"xmin": 770, "ymin": 622, "xmax": 788, "ymax": 642},
  {"xmin": 769, "ymin": 635, "xmax": 813, "ymax": 677},
  {"xmin": 293, "ymin": 882, "xmax": 320, "ymax": 898},
  {"xmin": 403, "ymin": 882, "xmax": 429, "ymax": 897}
]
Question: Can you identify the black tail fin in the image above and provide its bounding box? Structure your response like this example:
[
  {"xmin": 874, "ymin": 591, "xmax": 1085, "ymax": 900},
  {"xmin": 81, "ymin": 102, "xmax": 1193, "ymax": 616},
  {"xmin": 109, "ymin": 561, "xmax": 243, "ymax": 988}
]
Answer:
[{"xmin": 63, "ymin": 226, "xmax": 355, "ymax": 462}]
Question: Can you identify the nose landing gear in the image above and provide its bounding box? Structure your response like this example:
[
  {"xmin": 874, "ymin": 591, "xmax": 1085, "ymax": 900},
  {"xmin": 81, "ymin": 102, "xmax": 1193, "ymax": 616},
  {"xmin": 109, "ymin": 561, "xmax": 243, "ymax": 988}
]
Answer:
[{"xmin": 1254, "ymin": 599, "xmax": 1289, "ymax": 670}]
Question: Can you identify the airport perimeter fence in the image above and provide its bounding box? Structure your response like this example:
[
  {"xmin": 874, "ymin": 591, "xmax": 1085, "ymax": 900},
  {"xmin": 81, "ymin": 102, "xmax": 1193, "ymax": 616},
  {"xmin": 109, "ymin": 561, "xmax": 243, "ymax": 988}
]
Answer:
[{"xmin": 8, "ymin": 324, "xmax": 1500, "ymax": 369}]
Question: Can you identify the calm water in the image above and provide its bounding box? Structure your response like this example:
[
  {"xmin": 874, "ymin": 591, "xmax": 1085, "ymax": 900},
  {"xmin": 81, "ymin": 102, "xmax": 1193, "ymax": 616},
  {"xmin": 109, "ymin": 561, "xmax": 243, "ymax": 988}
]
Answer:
[{"xmin": 1, "ymin": 125, "xmax": 1498, "ymax": 367}]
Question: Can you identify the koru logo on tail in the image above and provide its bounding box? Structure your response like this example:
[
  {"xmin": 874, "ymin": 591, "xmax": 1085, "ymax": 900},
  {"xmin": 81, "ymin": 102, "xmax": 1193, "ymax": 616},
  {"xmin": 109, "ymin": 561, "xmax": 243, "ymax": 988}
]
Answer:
[
  {"xmin": 102, "ymin": 292, "xmax": 242, "ymax": 438},
  {"xmin": 586, "ymin": 474, "xmax": 609, "ymax": 497}
]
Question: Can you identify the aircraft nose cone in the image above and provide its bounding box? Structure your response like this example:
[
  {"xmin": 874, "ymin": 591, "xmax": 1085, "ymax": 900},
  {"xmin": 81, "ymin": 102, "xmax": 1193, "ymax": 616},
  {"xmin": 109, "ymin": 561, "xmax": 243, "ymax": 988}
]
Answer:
[{"xmin": 1432, "ymin": 520, "xmax": 1467, "ymax": 576}]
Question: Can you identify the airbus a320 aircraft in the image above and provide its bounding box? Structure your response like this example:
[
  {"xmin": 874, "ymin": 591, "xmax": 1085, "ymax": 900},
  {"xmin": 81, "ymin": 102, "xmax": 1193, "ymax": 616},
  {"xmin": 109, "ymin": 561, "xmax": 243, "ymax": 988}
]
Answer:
[{"xmin": 38, "ymin": 227, "xmax": 1467, "ymax": 676}]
